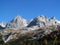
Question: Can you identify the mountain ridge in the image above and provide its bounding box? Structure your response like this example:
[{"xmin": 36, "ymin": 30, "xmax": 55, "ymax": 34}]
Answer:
[{"xmin": 0, "ymin": 15, "xmax": 60, "ymax": 44}]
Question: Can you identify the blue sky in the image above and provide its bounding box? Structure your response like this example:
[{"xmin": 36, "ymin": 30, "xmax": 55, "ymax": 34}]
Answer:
[{"xmin": 0, "ymin": 0, "xmax": 60, "ymax": 23}]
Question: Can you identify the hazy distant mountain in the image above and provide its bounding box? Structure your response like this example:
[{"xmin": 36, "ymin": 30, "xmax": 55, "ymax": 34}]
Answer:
[{"xmin": 6, "ymin": 15, "xmax": 28, "ymax": 29}]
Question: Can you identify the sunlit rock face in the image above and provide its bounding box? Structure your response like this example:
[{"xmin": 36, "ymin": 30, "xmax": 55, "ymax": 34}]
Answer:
[{"xmin": 6, "ymin": 15, "xmax": 28, "ymax": 29}]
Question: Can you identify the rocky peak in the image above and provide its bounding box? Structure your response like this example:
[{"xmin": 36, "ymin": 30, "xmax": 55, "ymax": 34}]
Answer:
[
  {"xmin": 50, "ymin": 16, "xmax": 56, "ymax": 20},
  {"xmin": 27, "ymin": 15, "xmax": 48, "ymax": 27},
  {"xmin": 6, "ymin": 15, "xmax": 28, "ymax": 29},
  {"xmin": 27, "ymin": 15, "xmax": 60, "ymax": 28},
  {"xmin": 11, "ymin": 15, "xmax": 22, "ymax": 22}
]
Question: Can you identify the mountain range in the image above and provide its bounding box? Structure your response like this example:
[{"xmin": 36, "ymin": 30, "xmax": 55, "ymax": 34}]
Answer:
[{"xmin": 0, "ymin": 15, "xmax": 60, "ymax": 44}]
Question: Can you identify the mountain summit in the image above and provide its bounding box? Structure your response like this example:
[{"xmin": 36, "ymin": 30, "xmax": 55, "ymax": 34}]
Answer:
[
  {"xmin": 6, "ymin": 15, "xmax": 28, "ymax": 29},
  {"xmin": 27, "ymin": 15, "xmax": 60, "ymax": 28}
]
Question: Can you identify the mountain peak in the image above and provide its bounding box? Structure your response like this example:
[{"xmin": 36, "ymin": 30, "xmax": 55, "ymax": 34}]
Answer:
[
  {"xmin": 15, "ymin": 15, "xmax": 22, "ymax": 19},
  {"xmin": 37, "ymin": 15, "xmax": 46, "ymax": 18},
  {"xmin": 27, "ymin": 15, "xmax": 59, "ymax": 28},
  {"xmin": 6, "ymin": 15, "xmax": 28, "ymax": 29},
  {"xmin": 50, "ymin": 16, "xmax": 56, "ymax": 20}
]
